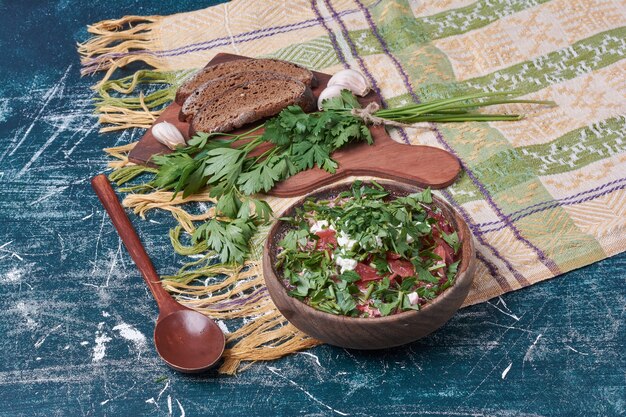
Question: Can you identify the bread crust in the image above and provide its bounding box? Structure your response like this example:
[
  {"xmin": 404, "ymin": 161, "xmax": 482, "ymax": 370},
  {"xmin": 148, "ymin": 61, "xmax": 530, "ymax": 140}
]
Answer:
[{"xmin": 175, "ymin": 58, "xmax": 317, "ymax": 105}]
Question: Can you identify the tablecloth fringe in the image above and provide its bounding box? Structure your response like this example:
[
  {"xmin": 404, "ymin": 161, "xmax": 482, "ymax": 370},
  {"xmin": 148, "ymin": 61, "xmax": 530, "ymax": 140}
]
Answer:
[
  {"xmin": 78, "ymin": 15, "xmax": 198, "ymax": 132},
  {"xmin": 94, "ymin": 69, "xmax": 193, "ymax": 132},
  {"xmin": 78, "ymin": 15, "xmax": 164, "ymax": 83}
]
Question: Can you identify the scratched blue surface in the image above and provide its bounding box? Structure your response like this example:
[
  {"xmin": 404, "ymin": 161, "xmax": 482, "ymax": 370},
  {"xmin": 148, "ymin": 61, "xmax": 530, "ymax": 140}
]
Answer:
[{"xmin": 0, "ymin": 1, "xmax": 624, "ymax": 416}]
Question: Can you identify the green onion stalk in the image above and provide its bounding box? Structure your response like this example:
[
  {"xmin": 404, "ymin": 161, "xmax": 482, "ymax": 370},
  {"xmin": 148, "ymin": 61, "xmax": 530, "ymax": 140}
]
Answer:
[{"xmin": 346, "ymin": 90, "xmax": 555, "ymax": 125}]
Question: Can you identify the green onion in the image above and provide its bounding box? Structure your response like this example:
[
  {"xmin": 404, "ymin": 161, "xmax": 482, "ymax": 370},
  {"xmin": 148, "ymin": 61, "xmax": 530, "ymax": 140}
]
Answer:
[{"xmin": 372, "ymin": 91, "xmax": 555, "ymax": 123}]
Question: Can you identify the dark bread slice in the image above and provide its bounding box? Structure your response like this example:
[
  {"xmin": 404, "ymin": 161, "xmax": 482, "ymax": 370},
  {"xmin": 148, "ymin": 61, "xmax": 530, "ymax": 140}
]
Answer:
[
  {"xmin": 190, "ymin": 78, "xmax": 315, "ymax": 135},
  {"xmin": 175, "ymin": 58, "xmax": 317, "ymax": 104},
  {"xmin": 179, "ymin": 70, "xmax": 293, "ymax": 122}
]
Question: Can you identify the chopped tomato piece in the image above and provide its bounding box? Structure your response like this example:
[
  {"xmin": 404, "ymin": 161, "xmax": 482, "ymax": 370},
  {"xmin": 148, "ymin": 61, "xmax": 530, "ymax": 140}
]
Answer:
[
  {"xmin": 355, "ymin": 262, "xmax": 382, "ymax": 282},
  {"xmin": 356, "ymin": 303, "xmax": 381, "ymax": 317},
  {"xmin": 427, "ymin": 209, "xmax": 454, "ymax": 237},
  {"xmin": 356, "ymin": 280, "xmax": 370, "ymax": 291},
  {"xmin": 387, "ymin": 255, "xmax": 415, "ymax": 278},
  {"xmin": 433, "ymin": 212, "xmax": 454, "ymax": 234},
  {"xmin": 386, "ymin": 252, "xmax": 402, "ymax": 260},
  {"xmin": 390, "ymin": 272, "xmax": 409, "ymax": 286},
  {"xmin": 433, "ymin": 238, "xmax": 454, "ymax": 264},
  {"xmin": 315, "ymin": 229, "xmax": 337, "ymax": 251}
]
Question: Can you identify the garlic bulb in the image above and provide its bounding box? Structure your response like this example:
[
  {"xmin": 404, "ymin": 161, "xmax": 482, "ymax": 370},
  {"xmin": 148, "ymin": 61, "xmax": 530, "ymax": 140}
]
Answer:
[
  {"xmin": 317, "ymin": 85, "xmax": 347, "ymax": 110},
  {"xmin": 152, "ymin": 121, "xmax": 186, "ymax": 150},
  {"xmin": 327, "ymin": 69, "xmax": 370, "ymax": 96}
]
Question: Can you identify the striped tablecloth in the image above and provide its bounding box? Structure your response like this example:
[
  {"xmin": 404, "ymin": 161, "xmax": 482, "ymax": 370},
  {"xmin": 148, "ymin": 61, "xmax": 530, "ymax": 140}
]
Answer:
[{"xmin": 80, "ymin": 0, "xmax": 626, "ymax": 371}]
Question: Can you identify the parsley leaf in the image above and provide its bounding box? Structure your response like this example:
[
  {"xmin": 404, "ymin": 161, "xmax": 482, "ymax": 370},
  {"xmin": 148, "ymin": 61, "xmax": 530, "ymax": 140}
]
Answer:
[
  {"xmin": 237, "ymin": 163, "xmax": 281, "ymax": 194},
  {"xmin": 321, "ymin": 89, "xmax": 362, "ymax": 111},
  {"xmin": 442, "ymin": 231, "xmax": 461, "ymax": 254},
  {"xmin": 192, "ymin": 218, "xmax": 254, "ymax": 264},
  {"xmin": 203, "ymin": 147, "xmax": 245, "ymax": 186},
  {"xmin": 336, "ymin": 290, "xmax": 357, "ymax": 315}
]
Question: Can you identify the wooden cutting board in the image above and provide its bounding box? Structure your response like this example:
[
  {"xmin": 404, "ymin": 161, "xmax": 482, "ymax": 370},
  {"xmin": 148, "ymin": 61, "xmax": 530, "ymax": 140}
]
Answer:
[{"xmin": 128, "ymin": 53, "xmax": 461, "ymax": 197}]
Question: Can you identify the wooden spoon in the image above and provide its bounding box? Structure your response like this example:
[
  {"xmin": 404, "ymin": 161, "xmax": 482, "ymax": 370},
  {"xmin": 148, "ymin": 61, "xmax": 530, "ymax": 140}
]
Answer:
[{"xmin": 91, "ymin": 174, "xmax": 225, "ymax": 373}]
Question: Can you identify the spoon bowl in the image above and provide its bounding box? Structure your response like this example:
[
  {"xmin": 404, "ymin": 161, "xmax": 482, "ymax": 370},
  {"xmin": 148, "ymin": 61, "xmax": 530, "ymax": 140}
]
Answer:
[
  {"xmin": 155, "ymin": 310, "xmax": 225, "ymax": 373},
  {"xmin": 91, "ymin": 174, "xmax": 225, "ymax": 373}
]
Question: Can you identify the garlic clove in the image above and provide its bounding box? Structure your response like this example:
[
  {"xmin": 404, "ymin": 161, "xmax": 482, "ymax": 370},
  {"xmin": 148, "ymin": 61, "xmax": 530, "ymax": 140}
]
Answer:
[
  {"xmin": 327, "ymin": 69, "xmax": 371, "ymax": 96},
  {"xmin": 152, "ymin": 121, "xmax": 186, "ymax": 150},
  {"xmin": 317, "ymin": 85, "xmax": 348, "ymax": 110}
]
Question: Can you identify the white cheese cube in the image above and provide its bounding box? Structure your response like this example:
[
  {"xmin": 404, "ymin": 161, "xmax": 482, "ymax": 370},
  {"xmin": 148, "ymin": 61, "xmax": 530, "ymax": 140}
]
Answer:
[
  {"xmin": 337, "ymin": 230, "xmax": 358, "ymax": 250},
  {"xmin": 395, "ymin": 225, "xmax": 415, "ymax": 244},
  {"xmin": 335, "ymin": 255, "xmax": 357, "ymax": 273},
  {"xmin": 310, "ymin": 220, "xmax": 334, "ymax": 234}
]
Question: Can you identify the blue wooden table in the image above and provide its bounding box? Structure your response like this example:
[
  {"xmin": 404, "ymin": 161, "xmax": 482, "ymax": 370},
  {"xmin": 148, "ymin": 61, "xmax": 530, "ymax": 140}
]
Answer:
[{"xmin": 0, "ymin": 1, "xmax": 624, "ymax": 416}]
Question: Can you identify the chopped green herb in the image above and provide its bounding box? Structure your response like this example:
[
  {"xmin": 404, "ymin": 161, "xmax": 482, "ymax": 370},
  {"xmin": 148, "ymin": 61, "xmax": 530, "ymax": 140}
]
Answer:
[
  {"xmin": 442, "ymin": 231, "xmax": 461, "ymax": 254},
  {"xmin": 276, "ymin": 182, "xmax": 462, "ymax": 317}
]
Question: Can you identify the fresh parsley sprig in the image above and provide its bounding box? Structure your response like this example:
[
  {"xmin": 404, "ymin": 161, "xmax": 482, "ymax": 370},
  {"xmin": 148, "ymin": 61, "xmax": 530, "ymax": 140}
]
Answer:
[{"xmin": 148, "ymin": 93, "xmax": 372, "ymax": 263}]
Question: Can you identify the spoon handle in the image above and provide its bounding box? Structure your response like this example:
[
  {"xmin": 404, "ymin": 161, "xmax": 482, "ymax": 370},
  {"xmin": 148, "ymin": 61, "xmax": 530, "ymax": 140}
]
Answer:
[{"xmin": 91, "ymin": 174, "xmax": 179, "ymax": 313}]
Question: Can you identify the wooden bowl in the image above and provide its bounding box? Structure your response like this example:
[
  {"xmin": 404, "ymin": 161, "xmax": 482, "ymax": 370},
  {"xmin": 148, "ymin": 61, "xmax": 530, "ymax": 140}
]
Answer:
[{"xmin": 263, "ymin": 180, "xmax": 476, "ymax": 350}]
